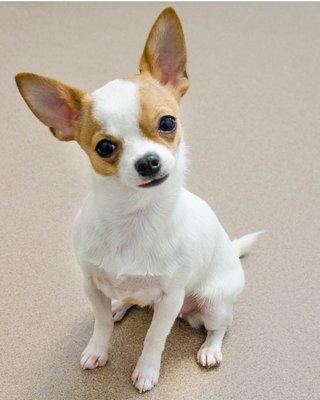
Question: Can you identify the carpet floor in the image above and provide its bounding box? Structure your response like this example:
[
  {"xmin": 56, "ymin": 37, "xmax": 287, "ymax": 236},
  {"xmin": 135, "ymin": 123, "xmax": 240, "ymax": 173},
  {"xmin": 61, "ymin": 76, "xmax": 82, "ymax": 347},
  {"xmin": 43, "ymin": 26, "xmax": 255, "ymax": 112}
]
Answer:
[{"xmin": 1, "ymin": 3, "xmax": 319, "ymax": 399}]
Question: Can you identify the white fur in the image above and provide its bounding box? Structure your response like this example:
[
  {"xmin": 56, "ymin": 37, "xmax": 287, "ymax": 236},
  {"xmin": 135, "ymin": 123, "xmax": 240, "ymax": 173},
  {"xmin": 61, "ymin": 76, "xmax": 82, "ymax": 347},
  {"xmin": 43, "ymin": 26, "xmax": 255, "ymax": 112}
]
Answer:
[
  {"xmin": 74, "ymin": 79, "xmax": 259, "ymax": 392},
  {"xmin": 92, "ymin": 79, "xmax": 176, "ymax": 189},
  {"xmin": 92, "ymin": 79, "xmax": 140, "ymax": 139},
  {"xmin": 233, "ymin": 230, "xmax": 265, "ymax": 258}
]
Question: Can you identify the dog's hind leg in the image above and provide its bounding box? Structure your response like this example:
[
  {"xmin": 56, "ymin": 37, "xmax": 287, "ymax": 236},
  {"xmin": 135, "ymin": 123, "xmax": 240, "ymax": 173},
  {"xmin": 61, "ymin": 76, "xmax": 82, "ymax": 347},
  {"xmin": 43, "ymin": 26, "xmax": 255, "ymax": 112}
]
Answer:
[
  {"xmin": 180, "ymin": 312, "xmax": 203, "ymax": 329},
  {"xmin": 112, "ymin": 299, "xmax": 133, "ymax": 322},
  {"xmin": 197, "ymin": 327, "xmax": 226, "ymax": 367},
  {"xmin": 197, "ymin": 301, "xmax": 233, "ymax": 368}
]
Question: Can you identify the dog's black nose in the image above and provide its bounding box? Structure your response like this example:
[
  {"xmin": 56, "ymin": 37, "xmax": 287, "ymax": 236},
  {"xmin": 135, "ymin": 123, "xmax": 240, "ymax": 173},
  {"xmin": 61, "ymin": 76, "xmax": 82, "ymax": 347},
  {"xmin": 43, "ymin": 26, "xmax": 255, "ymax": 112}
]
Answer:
[{"xmin": 135, "ymin": 153, "xmax": 161, "ymax": 177}]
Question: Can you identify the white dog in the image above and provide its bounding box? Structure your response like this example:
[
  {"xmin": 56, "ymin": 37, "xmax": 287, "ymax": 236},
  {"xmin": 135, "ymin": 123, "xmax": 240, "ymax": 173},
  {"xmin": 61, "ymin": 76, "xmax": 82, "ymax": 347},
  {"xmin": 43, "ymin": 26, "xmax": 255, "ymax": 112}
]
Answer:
[{"xmin": 16, "ymin": 7, "xmax": 262, "ymax": 393}]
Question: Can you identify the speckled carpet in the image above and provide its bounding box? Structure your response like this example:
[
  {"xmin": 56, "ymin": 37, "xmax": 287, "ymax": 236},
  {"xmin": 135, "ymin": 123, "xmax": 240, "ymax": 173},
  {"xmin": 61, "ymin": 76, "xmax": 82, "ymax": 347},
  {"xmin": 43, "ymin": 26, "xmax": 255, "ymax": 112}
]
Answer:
[{"xmin": 1, "ymin": 3, "xmax": 319, "ymax": 399}]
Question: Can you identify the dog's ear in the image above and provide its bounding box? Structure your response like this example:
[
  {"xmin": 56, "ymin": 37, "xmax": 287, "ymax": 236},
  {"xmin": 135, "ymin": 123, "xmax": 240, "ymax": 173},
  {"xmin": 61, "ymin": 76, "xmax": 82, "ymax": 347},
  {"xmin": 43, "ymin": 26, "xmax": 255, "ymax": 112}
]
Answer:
[
  {"xmin": 139, "ymin": 7, "xmax": 189, "ymax": 98},
  {"xmin": 15, "ymin": 73, "xmax": 86, "ymax": 141}
]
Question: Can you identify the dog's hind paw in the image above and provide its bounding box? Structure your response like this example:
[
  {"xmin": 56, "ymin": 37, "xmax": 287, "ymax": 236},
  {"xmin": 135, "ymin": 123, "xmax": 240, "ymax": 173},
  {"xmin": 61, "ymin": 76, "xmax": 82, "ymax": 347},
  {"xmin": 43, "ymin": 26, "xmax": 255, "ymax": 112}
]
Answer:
[
  {"xmin": 80, "ymin": 339, "xmax": 108, "ymax": 370},
  {"xmin": 80, "ymin": 351, "xmax": 108, "ymax": 370},
  {"xmin": 197, "ymin": 347, "xmax": 222, "ymax": 368},
  {"xmin": 112, "ymin": 300, "xmax": 132, "ymax": 322},
  {"xmin": 131, "ymin": 363, "xmax": 159, "ymax": 393}
]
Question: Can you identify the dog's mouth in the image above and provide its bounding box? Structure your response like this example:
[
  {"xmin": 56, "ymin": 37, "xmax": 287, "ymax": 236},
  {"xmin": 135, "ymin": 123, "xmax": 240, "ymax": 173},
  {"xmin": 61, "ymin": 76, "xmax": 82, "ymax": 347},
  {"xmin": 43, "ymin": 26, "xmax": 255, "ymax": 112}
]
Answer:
[{"xmin": 138, "ymin": 174, "xmax": 169, "ymax": 188}]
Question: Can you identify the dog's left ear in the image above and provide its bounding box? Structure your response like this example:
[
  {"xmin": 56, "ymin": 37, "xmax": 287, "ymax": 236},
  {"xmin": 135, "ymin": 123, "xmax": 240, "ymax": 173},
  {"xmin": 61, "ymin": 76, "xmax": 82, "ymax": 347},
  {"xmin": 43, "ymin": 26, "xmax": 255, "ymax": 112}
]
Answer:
[
  {"xmin": 139, "ymin": 7, "xmax": 189, "ymax": 98},
  {"xmin": 15, "ymin": 72, "xmax": 86, "ymax": 141}
]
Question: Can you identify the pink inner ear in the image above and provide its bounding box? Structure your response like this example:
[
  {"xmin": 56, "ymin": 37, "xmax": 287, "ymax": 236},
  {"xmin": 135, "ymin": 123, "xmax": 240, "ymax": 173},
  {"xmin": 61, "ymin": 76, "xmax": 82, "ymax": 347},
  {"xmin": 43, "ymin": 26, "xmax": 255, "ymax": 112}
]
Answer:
[
  {"xmin": 24, "ymin": 79, "xmax": 81, "ymax": 140},
  {"xmin": 155, "ymin": 27, "xmax": 185, "ymax": 88},
  {"xmin": 39, "ymin": 94, "xmax": 80, "ymax": 135},
  {"xmin": 158, "ymin": 58, "xmax": 184, "ymax": 89},
  {"xmin": 51, "ymin": 101, "xmax": 79, "ymax": 137},
  {"xmin": 158, "ymin": 60, "xmax": 176, "ymax": 86},
  {"xmin": 56, "ymin": 101, "xmax": 80, "ymax": 122}
]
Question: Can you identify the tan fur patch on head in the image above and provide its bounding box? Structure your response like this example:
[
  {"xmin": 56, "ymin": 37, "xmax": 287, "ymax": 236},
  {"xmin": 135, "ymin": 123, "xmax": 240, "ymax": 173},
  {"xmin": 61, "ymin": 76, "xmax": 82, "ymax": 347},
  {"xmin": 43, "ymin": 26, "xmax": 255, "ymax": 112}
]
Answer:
[
  {"xmin": 127, "ymin": 74, "xmax": 181, "ymax": 148},
  {"xmin": 77, "ymin": 96, "xmax": 123, "ymax": 176}
]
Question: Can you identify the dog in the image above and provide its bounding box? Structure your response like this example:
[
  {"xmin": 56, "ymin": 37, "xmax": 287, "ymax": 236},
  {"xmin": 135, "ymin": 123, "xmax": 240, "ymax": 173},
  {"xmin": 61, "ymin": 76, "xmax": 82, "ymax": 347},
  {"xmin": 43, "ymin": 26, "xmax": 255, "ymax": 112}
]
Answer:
[{"xmin": 15, "ymin": 7, "xmax": 262, "ymax": 393}]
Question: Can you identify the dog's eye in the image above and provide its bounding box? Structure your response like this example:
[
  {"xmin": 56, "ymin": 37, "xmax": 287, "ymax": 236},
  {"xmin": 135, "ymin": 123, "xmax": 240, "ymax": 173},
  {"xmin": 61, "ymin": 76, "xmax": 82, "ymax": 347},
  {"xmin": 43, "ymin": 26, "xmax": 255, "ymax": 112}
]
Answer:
[
  {"xmin": 95, "ymin": 139, "xmax": 117, "ymax": 158},
  {"xmin": 158, "ymin": 115, "xmax": 176, "ymax": 133}
]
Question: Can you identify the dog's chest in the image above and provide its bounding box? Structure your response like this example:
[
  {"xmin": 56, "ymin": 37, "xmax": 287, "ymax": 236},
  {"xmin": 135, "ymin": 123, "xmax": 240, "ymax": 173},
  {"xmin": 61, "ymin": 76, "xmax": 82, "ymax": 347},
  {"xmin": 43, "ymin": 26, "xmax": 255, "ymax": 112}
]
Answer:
[{"xmin": 93, "ymin": 269, "xmax": 163, "ymax": 306}]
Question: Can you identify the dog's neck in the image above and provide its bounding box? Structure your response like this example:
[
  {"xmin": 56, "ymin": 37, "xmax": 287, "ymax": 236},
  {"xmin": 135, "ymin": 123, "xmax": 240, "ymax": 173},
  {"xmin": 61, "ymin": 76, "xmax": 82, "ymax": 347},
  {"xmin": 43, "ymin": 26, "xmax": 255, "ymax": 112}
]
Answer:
[{"xmin": 90, "ymin": 143, "xmax": 187, "ymax": 224}]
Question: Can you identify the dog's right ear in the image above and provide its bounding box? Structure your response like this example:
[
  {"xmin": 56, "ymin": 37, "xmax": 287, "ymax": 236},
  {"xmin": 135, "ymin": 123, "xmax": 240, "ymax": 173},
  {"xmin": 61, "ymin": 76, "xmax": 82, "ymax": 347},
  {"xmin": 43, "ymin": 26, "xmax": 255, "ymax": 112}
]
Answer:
[
  {"xmin": 15, "ymin": 73, "xmax": 86, "ymax": 141},
  {"xmin": 139, "ymin": 7, "xmax": 189, "ymax": 98}
]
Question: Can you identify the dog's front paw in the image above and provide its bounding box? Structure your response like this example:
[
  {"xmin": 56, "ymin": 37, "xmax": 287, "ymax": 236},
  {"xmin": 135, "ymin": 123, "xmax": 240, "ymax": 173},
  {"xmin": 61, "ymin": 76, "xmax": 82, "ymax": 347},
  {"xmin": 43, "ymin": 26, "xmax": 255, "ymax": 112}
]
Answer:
[
  {"xmin": 80, "ymin": 339, "xmax": 108, "ymax": 370},
  {"xmin": 131, "ymin": 361, "xmax": 160, "ymax": 393},
  {"xmin": 197, "ymin": 347, "xmax": 222, "ymax": 368}
]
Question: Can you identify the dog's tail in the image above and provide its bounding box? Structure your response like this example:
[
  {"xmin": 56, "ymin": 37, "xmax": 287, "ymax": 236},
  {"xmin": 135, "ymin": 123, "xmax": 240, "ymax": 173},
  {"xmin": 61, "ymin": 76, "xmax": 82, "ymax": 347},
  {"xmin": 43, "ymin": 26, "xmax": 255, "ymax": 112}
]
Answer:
[{"xmin": 232, "ymin": 231, "xmax": 265, "ymax": 258}]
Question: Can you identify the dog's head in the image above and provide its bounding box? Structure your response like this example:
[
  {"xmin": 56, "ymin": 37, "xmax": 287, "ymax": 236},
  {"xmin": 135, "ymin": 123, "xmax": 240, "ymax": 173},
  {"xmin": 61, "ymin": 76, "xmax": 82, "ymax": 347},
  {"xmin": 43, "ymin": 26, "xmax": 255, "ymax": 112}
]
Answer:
[{"xmin": 15, "ymin": 8, "xmax": 189, "ymax": 190}]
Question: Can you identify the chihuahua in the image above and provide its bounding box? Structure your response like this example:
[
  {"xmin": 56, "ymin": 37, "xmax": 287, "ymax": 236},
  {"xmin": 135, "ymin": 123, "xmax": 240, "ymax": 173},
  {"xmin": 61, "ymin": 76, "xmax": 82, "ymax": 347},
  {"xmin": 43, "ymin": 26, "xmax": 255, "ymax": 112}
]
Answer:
[{"xmin": 16, "ymin": 8, "xmax": 261, "ymax": 393}]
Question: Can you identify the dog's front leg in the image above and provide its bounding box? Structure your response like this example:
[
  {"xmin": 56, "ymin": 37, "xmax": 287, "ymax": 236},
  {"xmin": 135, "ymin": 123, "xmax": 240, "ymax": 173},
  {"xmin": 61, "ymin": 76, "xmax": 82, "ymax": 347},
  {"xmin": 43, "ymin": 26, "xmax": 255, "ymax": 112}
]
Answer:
[
  {"xmin": 132, "ymin": 289, "xmax": 184, "ymax": 392},
  {"xmin": 80, "ymin": 277, "xmax": 113, "ymax": 370}
]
